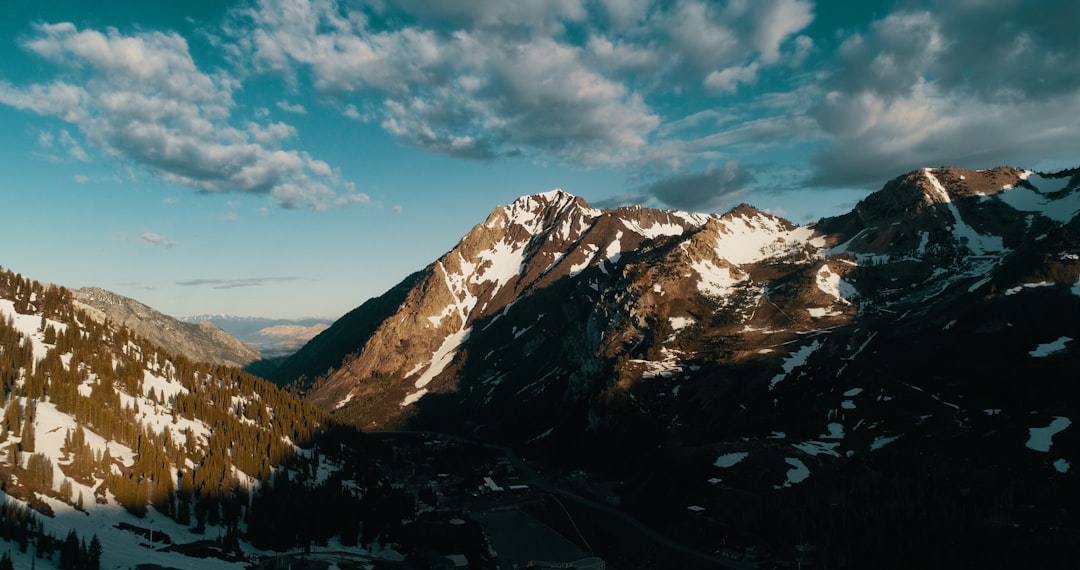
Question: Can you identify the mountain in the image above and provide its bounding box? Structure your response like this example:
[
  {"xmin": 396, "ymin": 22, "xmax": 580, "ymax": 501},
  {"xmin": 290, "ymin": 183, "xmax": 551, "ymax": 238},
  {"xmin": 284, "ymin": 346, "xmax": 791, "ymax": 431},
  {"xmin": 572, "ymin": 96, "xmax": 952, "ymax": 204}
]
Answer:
[
  {"xmin": 177, "ymin": 314, "xmax": 333, "ymax": 358},
  {"xmin": 274, "ymin": 168, "xmax": 1080, "ymax": 566},
  {"xmin": 73, "ymin": 288, "xmax": 262, "ymax": 367},
  {"xmin": 0, "ymin": 267, "xmax": 349, "ymax": 569}
]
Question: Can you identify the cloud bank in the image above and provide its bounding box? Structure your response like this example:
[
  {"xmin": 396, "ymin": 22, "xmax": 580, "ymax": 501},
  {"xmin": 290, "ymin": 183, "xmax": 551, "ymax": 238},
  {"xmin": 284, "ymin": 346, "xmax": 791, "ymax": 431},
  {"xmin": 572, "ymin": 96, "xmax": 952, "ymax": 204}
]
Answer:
[
  {"xmin": 3, "ymin": 0, "xmax": 1077, "ymax": 210},
  {"xmin": 810, "ymin": 1, "xmax": 1080, "ymax": 187}
]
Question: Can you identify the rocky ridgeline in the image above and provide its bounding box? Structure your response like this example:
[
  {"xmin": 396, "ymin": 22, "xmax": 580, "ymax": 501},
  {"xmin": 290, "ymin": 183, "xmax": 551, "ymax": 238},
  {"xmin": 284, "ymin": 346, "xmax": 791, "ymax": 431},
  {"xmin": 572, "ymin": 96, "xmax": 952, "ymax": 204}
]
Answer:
[
  {"xmin": 276, "ymin": 166, "xmax": 1079, "ymax": 458},
  {"xmin": 74, "ymin": 287, "xmax": 261, "ymax": 368}
]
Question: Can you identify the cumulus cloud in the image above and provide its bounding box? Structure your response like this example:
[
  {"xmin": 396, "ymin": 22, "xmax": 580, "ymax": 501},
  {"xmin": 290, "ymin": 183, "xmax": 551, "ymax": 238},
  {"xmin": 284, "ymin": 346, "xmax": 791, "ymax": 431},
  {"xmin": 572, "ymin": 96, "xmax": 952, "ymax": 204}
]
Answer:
[
  {"xmin": 140, "ymin": 232, "xmax": 176, "ymax": 248},
  {"xmin": 811, "ymin": 0, "xmax": 1080, "ymax": 187},
  {"xmin": 225, "ymin": 0, "xmax": 814, "ymax": 166},
  {"xmin": 342, "ymin": 104, "xmax": 362, "ymax": 120},
  {"xmin": 0, "ymin": 22, "xmax": 364, "ymax": 210},
  {"xmin": 275, "ymin": 100, "xmax": 307, "ymax": 114},
  {"xmin": 642, "ymin": 161, "xmax": 754, "ymax": 211}
]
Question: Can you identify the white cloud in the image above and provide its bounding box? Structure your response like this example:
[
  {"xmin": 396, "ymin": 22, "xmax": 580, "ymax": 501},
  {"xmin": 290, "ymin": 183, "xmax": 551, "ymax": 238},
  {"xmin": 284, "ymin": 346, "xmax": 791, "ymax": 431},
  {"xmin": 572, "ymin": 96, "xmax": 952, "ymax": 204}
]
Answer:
[
  {"xmin": 704, "ymin": 62, "xmax": 760, "ymax": 93},
  {"xmin": 810, "ymin": 1, "xmax": 1080, "ymax": 187},
  {"xmin": 0, "ymin": 22, "xmax": 361, "ymax": 210},
  {"xmin": 749, "ymin": 0, "xmax": 814, "ymax": 64},
  {"xmin": 140, "ymin": 232, "xmax": 176, "ymax": 248},
  {"xmin": 342, "ymin": 104, "xmax": 362, "ymax": 119},
  {"xmin": 226, "ymin": 0, "xmax": 813, "ymax": 166},
  {"xmin": 275, "ymin": 100, "xmax": 307, "ymax": 114}
]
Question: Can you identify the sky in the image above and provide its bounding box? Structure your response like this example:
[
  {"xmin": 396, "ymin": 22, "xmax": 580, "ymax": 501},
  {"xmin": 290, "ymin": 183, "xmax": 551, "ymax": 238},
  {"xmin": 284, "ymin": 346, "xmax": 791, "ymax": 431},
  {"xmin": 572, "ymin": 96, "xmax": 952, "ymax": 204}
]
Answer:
[{"xmin": 0, "ymin": 0, "xmax": 1077, "ymax": 319}]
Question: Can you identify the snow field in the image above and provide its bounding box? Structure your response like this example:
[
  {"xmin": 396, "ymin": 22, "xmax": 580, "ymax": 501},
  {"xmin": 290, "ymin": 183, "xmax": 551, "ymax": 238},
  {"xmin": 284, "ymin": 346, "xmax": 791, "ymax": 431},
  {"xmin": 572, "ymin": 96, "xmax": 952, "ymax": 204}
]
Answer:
[{"xmin": 923, "ymin": 169, "xmax": 1005, "ymax": 255}]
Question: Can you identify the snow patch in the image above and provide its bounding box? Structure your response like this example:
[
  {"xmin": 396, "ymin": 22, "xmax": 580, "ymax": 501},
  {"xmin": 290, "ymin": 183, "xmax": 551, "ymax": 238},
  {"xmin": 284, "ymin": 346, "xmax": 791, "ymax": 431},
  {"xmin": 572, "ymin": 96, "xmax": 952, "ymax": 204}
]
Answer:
[
  {"xmin": 712, "ymin": 214, "xmax": 816, "ymax": 265},
  {"xmin": 769, "ymin": 340, "xmax": 822, "ymax": 391},
  {"xmin": 779, "ymin": 458, "xmax": 810, "ymax": 488},
  {"xmin": 815, "ymin": 264, "xmax": 850, "ymax": 304},
  {"xmin": 691, "ymin": 258, "xmax": 742, "ymax": 298},
  {"xmin": 822, "ymin": 422, "xmax": 844, "ymax": 440},
  {"xmin": 997, "ymin": 172, "xmax": 1080, "ymax": 223},
  {"xmin": 604, "ymin": 231, "xmax": 624, "ymax": 264},
  {"xmin": 967, "ymin": 277, "xmax": 992, "ymax": 293},
  {"xmin": 870, "ymin": 435, "xmax": 900, "ymax": 451},
  {"xmin": 1026, "ymin": 416, "xmax": 1070, "ymax": 452},
  {"xmin": 793, "ymin": 440, "xmax": 840, "ymax": 457},
  {"xmin": 413, "ymin": 328, "xmax": 471, "ymax": 389},
  {"xmin": 1005, "ymin": 281, "xmax": 1053, "ymax": 296},
  {"xmin": 568, "ymin": 243, "xmax": 599, "ymax": 276},
  {"xmin": 401, "ymin": 388, "xmax": 428, "ymax": 407},
  {"xmin": 714, "ymin": 452, "xmax": 749, "ymax": 468},
  {"xmin": 1054, "ymin": 458, "xmax": 1070, "ymax": 473},
  {"xmin": 669, "ymin": 316, "xmax": 695, "ymax": 331},
  {"xmin": 924, "ymin": 169, "xmax": 1006, "ymax": 254},
  {"xmin": 1030, "ymin": 337, "xmax": 1071, "ymax": 357}
]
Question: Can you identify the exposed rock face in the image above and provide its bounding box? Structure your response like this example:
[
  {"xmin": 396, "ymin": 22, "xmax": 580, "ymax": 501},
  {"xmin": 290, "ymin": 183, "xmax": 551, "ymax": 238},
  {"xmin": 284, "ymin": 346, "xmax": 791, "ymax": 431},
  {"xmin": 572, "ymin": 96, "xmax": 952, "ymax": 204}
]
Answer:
[
  {"xmin": 280, "ymin": 166, "xmax": 1079, "ymax": 451},
  {"xmin": 296, "ymin": 189, "xmax": 827, "ymax": 421},
  {"xmin": 270, "ymin": 167, "xmax": 1080, "ymax": 563},
  {"xmin": 73, "ymin": 287, "xmax": 261, "ymax": 367}
]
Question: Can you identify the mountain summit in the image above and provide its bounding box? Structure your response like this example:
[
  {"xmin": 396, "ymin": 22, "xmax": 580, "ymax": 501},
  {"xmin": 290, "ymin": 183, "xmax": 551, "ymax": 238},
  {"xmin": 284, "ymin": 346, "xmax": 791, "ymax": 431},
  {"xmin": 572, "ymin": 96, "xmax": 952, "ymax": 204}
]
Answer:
[{"xmin": 278, "ymin": 169, "xmax": 1080, "ymax": 437}]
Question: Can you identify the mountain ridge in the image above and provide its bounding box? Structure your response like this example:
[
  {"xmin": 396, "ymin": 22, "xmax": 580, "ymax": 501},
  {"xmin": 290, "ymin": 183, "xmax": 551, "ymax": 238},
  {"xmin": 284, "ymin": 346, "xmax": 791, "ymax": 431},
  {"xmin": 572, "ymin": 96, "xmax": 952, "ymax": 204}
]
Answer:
[
  {"xmin": 73, "ymin": 287, "xmax": 262, "ymax": 368},
  {"xmin": 2, "ymin": 163, "xmax": 1076, "ymax": 567}
]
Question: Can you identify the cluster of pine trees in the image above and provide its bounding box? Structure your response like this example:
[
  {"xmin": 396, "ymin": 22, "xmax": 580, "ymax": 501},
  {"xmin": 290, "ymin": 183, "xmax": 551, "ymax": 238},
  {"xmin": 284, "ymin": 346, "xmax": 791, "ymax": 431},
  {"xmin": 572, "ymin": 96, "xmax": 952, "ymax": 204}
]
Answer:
[
  {"xmin": 0, "ymin": 266, "xmax": 451, "ymax": 560},
  {"xmin": 0, "ymin": 267, "xmax": 333, "ymax": 543},
  {"xmin": 0, "ymin": 495, "xmax": 101, "ymax": 569}
]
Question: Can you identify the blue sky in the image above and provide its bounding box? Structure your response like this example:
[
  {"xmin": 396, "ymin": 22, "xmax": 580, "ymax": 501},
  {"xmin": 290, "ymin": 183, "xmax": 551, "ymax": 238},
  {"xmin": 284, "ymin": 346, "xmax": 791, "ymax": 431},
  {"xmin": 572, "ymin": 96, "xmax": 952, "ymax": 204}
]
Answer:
[{"xmin": 1, "ymin": 0, "xmax": 1077, "ymax": 319}]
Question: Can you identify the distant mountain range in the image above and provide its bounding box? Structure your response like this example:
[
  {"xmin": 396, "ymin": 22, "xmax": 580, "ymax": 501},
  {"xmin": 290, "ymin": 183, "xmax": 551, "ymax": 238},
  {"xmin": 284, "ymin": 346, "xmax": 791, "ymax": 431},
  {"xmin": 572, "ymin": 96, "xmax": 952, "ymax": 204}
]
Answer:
[
  {"xmin": 177, "ymin": 314, "xmax": 331, "ymax": 357},
  {"xmin": 268, "ymin": 166, "xmax": 1080, "ymax": 566}
]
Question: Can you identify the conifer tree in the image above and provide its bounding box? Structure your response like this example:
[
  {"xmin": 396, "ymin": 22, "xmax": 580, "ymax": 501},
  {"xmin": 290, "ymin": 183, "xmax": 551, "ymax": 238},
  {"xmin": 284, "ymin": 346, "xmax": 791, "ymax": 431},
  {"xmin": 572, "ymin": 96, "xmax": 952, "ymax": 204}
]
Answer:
[
  {"xmin": 88, "ymin": 535, "xmax": 102, "ymax": 570},
  {"xmin": 2, "ymin": 398, "xmax": 19, "ymax": 435},
  {"xmin": 19, "ymin": 404, "xmax": 34, "ymax": 453}
]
